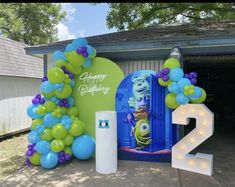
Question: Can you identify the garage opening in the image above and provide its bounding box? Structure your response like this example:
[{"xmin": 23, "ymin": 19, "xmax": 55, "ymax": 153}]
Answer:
[{"xmin": 183, "ymin": 54, "xmax": 235, "ymax": 152}]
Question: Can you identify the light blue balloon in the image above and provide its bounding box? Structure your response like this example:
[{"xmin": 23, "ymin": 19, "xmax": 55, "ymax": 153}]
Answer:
[
  {"xmin": 40, "ymin": 81, "xmax": 55, "ymax": 93},
  {"xmin": 40, "ymin": 151, "xmax": 58, "ymax": 169},
  {"xmin": 190, "ymin": 86, "xmax": 202, "ymax": 99},
  {"xmin": 168, "ymin": 82, "xmax": 180, "ymax": 94},
  {"xmin": 177, "ymin": 78, "xmax": 191, "ymax": 92},
  {"xmin": 36, "ymin": 125, "xmax": 45, "ymax": 135},
  {"xmin": 50, "ymin": 97, "xmax": 60, "ymax": 104},
  {"xmin": 27, "ymin": 104, "xmax": 42, "ymax": 119},
  {"xmin": 70, "ymin": 79, "xmax": 75, "ymax": 87},
  {"xmin": 52, "ymin": 51, "xmax": 66, "ymax": 61},
  {"xmin": 67, "ymin": 97, "xmax": 75, "ymax": 106},
  {"xmin": 82, "ymin": 58, "xmax": 92, "ymax": 68},
  {"xmin": 72, "ymin": 135, "xmax": 95, "ymax": 160},
  {"xmin": 169, "ymin": 67, "xmax": 184, "ymax": 82},
  {"xmin": 36, "ymin": 140, "xmax": 50, "ymax": 155},
  {"xmin": 176, "ymin": 93, "xmax": 189, "ymax": 105},
  {"xmin": 61, "ymin": 115, "xmax": 72, "ymax": 129},
  {"xmin": 65, "ymin": 43, "xmax": 77, "ymax": 53},
  {"xmin": 72, "ymin": 38, "xmax": 88, "ymax": 49},
  {"xmin": 87, "ymin": 45, "xmax": 95, "ymax": 57},
  {"xmin": 43, "ymin": 113, "xmax": 60, "ymax": 128},
  {"xmin": 28, "ymin": 131, "xmax": 41, "ymax": 144}
]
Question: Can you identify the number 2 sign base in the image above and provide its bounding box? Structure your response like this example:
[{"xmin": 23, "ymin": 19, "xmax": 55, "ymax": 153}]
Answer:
[{"xmin": 172, "ymin": 104, "xmax": 214, "ymax": 176}]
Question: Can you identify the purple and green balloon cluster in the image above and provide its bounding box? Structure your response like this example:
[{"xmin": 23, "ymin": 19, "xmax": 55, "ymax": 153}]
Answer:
[
  {"xmin": 157, "ymin": 58, "xmax": 207, "ymax": 109},
  {"xmin": 26, "ymin": 38, "xmax": 96, "ymax": 169}
]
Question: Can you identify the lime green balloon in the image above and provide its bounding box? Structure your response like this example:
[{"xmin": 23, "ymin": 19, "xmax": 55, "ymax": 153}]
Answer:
[
  {"xmin": 35, "ymin": 105, "xmax": 46, "ymax": 115},
  {"xmin": 69, "ymin": 119, "xmax": 85, "ymax": 136},
  {"xmin": 55, "ymin": 84, "xmax": 72, "ymax": 99},
  {"xmin": 67, "ymin": 107, "xmax": 79, "ymax": 117},
  {"xmin": 56, "ymin": 59, "xmax": 67, "ymax": 68},
  {"xmin": 64, "ymin": 146, "xmax": 72, "ymax": 156},
  {"xmin": 58, "ymin": 106, "xmax": 68, "ymax": 115},
  {"xmin": 163, "ymin": 58, "xmax": 181, "ymax": 70},
  {"xmin": 48, "ymin": 67, "xmax": 65, "ymax": 83},
  {"xmin": 158, "ymin": 78, "xmax": 171, "ymax": 86},
  {"xmin": 190, "ymin": 88, "xmax": 207, "ymax": 104},
  {"xmin": 41, "ymin": 128, "xmax": 53, "ymax": 141},
  {"xmin": 65, "ymin": 63, "xmax": 82, "ymax": 75},
  {"xmin": 42, "ymin": 91, "xmax": 55, "ymax": 98},
  {"xmin": 50, "ymin": 139, "xmax": 64, "ymax": 152},
  {"xmin": 165, "ymin": 93, "xmax": 179, "ymax": 109},
  {"xmin": 66, "ymin": 51, "xmax": 85, "ymax": 67},
  {"xmin": 63, "ymin": 134, "xmax": 74, "ymax": 146},
  {"xmin": 29, "ymin": 152, "xmax": 41, "ymax": 166},
  {"xmin": 43, "ymin": 101, "xmax": 56, "ymax": 113},
  {"xmin": 52, "ymin": 123, "xmax": 67, "ymax": 139},
  {"xmin": 31, "ymin": 119, "xmax": 43, "ymax": 130}
]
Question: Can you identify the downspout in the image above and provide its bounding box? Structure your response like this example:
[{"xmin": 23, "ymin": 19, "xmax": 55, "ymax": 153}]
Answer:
[{"xmin": 43, "ymin": 54, "xmax": 48, "ymax": 76}]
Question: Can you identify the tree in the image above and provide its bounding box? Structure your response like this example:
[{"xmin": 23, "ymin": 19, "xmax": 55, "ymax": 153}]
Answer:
[
  {"xmin": 106, "ymin": 3, "xmax": 235, "ymax": 31},
  {"xmin": 0, "ymin": 3, "xmax": 66, "ymax": 45}
]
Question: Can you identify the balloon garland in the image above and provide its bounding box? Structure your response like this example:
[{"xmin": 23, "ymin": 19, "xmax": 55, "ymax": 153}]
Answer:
[
  {"xmin": 26, "ymin": 38, "xmax": 96, "ymax": 169},
  {"xmin": 157, "ymin": 57, "xmax": 206, "ymax": 109}
]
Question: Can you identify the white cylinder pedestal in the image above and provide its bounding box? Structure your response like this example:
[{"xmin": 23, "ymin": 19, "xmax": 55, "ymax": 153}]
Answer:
[{"xmin": 95, "ymin": 111, "xmax": 117, "ymax": 174}]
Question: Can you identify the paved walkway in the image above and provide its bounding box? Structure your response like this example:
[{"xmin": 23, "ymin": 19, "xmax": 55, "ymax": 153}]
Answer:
[{"xmin": 0, "ymin": 130, "xmax": 234, "ymax": 187}]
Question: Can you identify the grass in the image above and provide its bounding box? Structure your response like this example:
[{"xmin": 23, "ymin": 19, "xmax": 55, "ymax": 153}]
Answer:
[{"xmin": 0, "ymin": 134, "xmax": 28, "ymax": 180}]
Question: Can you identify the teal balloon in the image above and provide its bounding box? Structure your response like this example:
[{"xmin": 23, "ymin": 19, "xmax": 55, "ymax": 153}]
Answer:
[
  {"xmin": 61, "ymin": 115, "xmax": 72, "ymax": 129},
  {"xmin": 72, "ymin": 135, "xmax": 95, "ymax": 160},
  {"xmin": 27, "ymin": 104, "xmax": 42, "ymax": 119},
  {"xmin": 36, "ymin": 140, "xmax": 50, "ymax": 155},
  {"xmin": 43, "ymin": 113, "xmax": 60, "ymax": 128},
  {"xmin": 82, "ymin": 58, "xmax": 92, "ymax": 68},
  {"xmin": 52, "ymin": 51, "xmax": 66, "ymax": 61},
  {"xmin": 87, "ymin": 45, "xmax": 95, "ymax": 57},
  {"xmin": 70, "ymin": 79, "xmax": 75, "ymax": 87},
  {"xmin": 72, "ymin": 38, "xmax": 88, "ymax": 49},
  {"xmin": 190, "ymin": 86, "xmax": 202, "ymax": 99},
  {"xmin": 28, "ymin": 131, "xmax": 41, "ymax": 144},
  {"xmin": 168, "ymin": 82, "xmax": 180, "ymax": 94},
  {"xmin": 169, "ymin": 67, "xmax": 184, "ymax": 82},
  {"xmin": 40, "ymin": 151, "xmax": 58, "ymax": 169},
  {"xmin": 40, "ymin": 81, "xmax": 55, "ymax": 93},
  {"xmin": 176, "ymin": 93, "xmax": 189, "ymax": 105},
  {"xmin": 65, "ymin": 44, "xmax": 76, "ymax": 53},
  {"xmin": 177, "ymin": 78, "xmax": 191, "ymax": 92},
  {"xmin": 67, "ymin": 97, "xmax": 75, "ymax": 106}
]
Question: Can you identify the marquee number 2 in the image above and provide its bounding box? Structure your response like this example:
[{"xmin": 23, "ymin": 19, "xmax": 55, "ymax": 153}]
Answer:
[{"xmin": 172, "ymin": 104, "xmax": 214, "ymax": 176}]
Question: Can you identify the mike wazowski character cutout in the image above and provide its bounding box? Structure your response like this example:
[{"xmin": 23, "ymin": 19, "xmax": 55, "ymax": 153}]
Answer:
[{"xmin": 128, "ymin": 74, "xmax": 151, "ymax": 149}]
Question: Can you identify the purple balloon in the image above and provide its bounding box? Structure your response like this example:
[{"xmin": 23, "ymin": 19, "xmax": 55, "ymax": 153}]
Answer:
[
  {"xmin": 69, "ymin": 73, "xmax": 74, "ymax": 79},
  {"xmin": 191, "ymin": 78, "xmax": 197, "ymax": 85},
  {"xmin": 156, "ymin": 73, "xmax": 161, "ymax": 78},
  {"xmin": 164, "ymin": 68, "xmax": 170, "ymax": 74},
  {"xmin": 32, "ymin": 98, "xmax": 39, "ymax": 105},
  {"xmin": 36, "ymin": 94, "xmax": 41, "ymax": 99},
  {"xmin": 83, "ymin": 51, "xmax": 88, "ymax": 57},
  {"xmin": 65, "ymin": 103, "xmax": 70, "ymax": 108},
  {"xmin": 39, "ymin": 98, "xmax": 45, "ymax": 105},
  {"xmin": 162, "ymin": 75, "xmax": 169, "ymax": 82},
  {"xmin": 65, "ymin": 154, "xmax": 71, "ymax": 161},
  {"xmin": 26, "ymin": 150, "xmax": 33, "ymax": 157}
]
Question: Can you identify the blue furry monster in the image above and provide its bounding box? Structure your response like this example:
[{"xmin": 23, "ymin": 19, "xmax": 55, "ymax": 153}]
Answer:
[{"xmin": 128, "ymin": 74, "xmax": 150, "ymax": 111}]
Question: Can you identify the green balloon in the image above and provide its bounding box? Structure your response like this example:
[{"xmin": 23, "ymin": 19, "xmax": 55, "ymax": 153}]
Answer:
[
  {"xmin": 165, "ymin": 93, "xmax": 179, "ymax": 109},
  {"xmin": 66, "ymin": 51, "xmax": 85, "ymax": 67},
  {"xmin": 64, "ymin": 146, "xmax": 72, "ymax": 156},
  {"xmin": 42, "ymin": 91, "xmax": 55, "ymax": 98},
  {"xmin": 29, "ymin": 152, "xmax": 41, "ymax": 166},
  {"xmin": 67, "ymin": 107, "xmax": 79, "ymax": 117},
  {"xmin": 58, "ymin": 106, "xmax": 68, "ymax": 114},
  {"xmin": 190, "ymin": 88, "xmax": 207, "ymax": 104},
  {"xmin": 65, "ymin": 63, "xmax": 82, "ymax": 75},
  {"xmin": 52, "ymin": 123, "xmax": 67, "ymax": 139},
  {"xmin": 41, "ymin": 128, "xmax": 53, "ymax": 141},
  {"xmin": 31, "ymin": 119, "xmax": 43, "ymax": 130},
  {"xmin": 50, "ymin": 139, "xmax": 64, "ymax": 152},
  {"xmin": 158, "ymin": 78, "xmax": 171, "ymax": 86},
  {"xmin": 48, "ymin": 67, "xmax": 65, "ymax": 83},
  {"xmin": 63, "ymin": 134, "xmax": 74, "ymax": 146},
  {"xmin": 44, "ymin": 101, "xmax": 56, "ymax": 113},
  {"xmin": 55, "ymin": 84, "xmax": 72, "ymax": 98},
  {"xmin": 69, "ymin": 119, "xmax": 84, "ymax": 136},
  {"xmin": 56, "ymin": 59, "xmax": 67, "ymax": 68},
  {"xmin": 163, "ymin": 58, "xmax": 181, "ymax": 70}
]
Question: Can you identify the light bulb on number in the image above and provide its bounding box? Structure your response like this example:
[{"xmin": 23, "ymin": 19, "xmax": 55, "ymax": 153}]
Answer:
[
  {"xmin": 199, "ymin": 129, "xmax": 204, "ymax": 135},
  {"xmin": 190, "ymin": 137, "xmax": 195, "ymax": 143},
  {"xmin": 188, "ymin": 160, "xmax": 194, "ymax": 166}
]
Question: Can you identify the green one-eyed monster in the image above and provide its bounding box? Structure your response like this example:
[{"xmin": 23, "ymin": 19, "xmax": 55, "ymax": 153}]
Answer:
[{"xmin": 134, "ymin": 119, "xmax": 151, "ymax": 149}]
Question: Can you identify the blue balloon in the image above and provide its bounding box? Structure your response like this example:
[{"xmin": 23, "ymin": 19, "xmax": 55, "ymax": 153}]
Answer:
[
  {"xmin": 43, "ymin": 113, "xmax": 60, "ymax": 128},
  {"xmin": 168, "ymin": 82, "xmax": 180, "ymax": 94},
  {"xmin": 70, "ymin": 79, "xmax": 75, "ymax": 87},
  {"xmin": 72, "ymin": 135, "xmax": 95, "ymax": 160},
  {"xmin": 35, "ymin": 125, "xmax": 45, "ymax": 135},
  {"xmin": 65, "ymin": 44, "xmax": 77, "ymax": 53},
  {"xmin": 36, "ymin": 140, "xmax": 50, "ymax": 155},
  {"xmin": 52, "ymin": 51, "xmax": 66, "ymax": 61},
  {"xmin": 28, "ymin": 131, "xmax": 41, "ymax": 144},
  {"xmin": 61, "ymin": 115, "xmax": 72, "ymax": 129},
  {"xmin": 190, "ymin": 86, "xmax": 202, "ymax": 99},
  {"xmin": 177, "ymin": 78, "xmax": 191, "ymax": 92},
  {"xmin": 72, "ymin": 38, "xmax": 88, "ymax": 49},
  {"xmin": 176, "ymin": 93, "xmax": 189, "ymax": 105},
  {"xmin": 40, "ymin": 151, "xmax": 58, "ymax": 169},
  {"xmin": 169, "ymin": 67, "xmax": 184, "ymax": 82},
  {"xmin": 67, "ymin": 97, "xmax": 75, "ymax": 106},
  {"xmin": 27, "ymin": 104, "xmax": 42, "ymax": 119},
  {"xmin": 50, "ymin": 97, "xmax": 60, "ymax": 104},
  {"xmin": 87, "ymin": 45, "xmax": 95, "ymax": 57},
  {"xmin": 82, "ymin": 58, "xmax": 92, "ymax": 68},
  {"xmin": 40, "ymin": 81, "xmax": 55, "ymax": 93}
]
